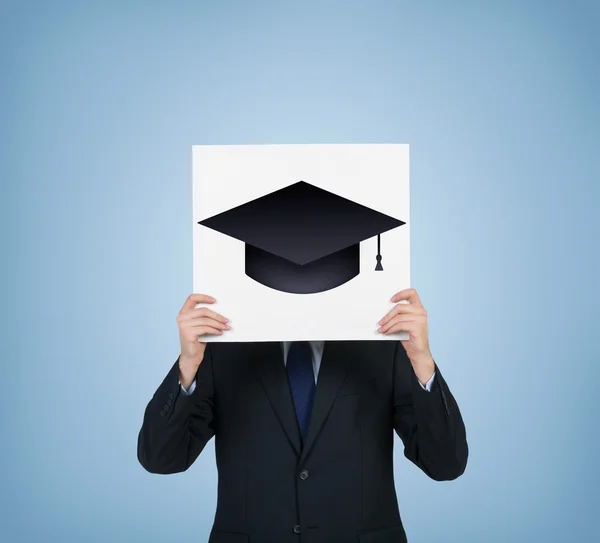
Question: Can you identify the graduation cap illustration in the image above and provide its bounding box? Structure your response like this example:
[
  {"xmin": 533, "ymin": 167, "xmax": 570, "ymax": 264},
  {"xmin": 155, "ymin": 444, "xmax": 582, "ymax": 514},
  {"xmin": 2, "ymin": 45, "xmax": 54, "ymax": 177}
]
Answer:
[{"xmin": 198, "ymin": 181, "xmax": 406, "ymax": 294}]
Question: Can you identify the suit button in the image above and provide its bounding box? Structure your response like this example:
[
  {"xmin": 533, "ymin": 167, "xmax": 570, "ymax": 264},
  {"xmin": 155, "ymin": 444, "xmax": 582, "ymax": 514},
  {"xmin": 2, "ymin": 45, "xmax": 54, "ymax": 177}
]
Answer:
[
  {"xmin": 164, "ymin": 404, "xmax": 170, "ymax": 412},
  {"xmin": 167, "ymin": 398, "xmax": 173, "ymax": 406},
  {"xmin": 160, "ymin": 410, "xmax": 166, "ymax": 417},
  {"xmin": 293, "ymin": 525, "xmax": 301, "ymax": 534},
  {"xmin": 169, "ymin": 392, "xmax": 174, "ymax": 399},
  {"xmin": 299, "ymin": 470, "xmax": 309, "ymax": 480}
]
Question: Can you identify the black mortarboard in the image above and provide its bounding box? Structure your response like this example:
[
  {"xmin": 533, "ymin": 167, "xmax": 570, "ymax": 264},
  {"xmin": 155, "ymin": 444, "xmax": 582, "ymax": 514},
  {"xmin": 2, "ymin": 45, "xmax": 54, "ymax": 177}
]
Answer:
[{"xmin": 198, "ymin": 181, "xmax": 406, "ymax": 294}]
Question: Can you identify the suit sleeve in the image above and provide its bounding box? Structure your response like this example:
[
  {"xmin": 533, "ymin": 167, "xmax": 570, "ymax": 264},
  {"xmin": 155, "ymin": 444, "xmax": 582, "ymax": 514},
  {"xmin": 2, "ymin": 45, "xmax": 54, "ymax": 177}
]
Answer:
[
  {"xmin": 392, "ymin": 343, "xmax": 468, "ymax": 481},
  {"xmin": 137, "ymin": 345, "xmax": 217, "ymax": 474}
]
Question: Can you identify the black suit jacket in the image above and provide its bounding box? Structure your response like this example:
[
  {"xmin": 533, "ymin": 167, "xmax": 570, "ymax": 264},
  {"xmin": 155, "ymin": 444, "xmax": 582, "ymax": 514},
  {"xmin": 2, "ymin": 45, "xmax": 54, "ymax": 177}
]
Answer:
[{"xmin": 137, "ymin": 341, "xmax": 468, "ymax": 543}]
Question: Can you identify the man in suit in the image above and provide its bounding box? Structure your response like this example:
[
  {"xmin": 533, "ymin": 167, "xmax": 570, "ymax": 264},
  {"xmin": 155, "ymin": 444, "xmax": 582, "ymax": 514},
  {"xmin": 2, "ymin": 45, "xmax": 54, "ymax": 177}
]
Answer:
[{"xmin": 137, "ymin": 288, "xmax": 468, "ymax": 543}]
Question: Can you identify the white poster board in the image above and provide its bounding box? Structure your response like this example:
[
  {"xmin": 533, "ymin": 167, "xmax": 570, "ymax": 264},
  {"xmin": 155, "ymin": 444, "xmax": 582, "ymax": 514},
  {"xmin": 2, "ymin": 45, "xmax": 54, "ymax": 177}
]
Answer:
[{"xmin": 192, "ymin": 143, "xmax": 410, "ymax": 342}]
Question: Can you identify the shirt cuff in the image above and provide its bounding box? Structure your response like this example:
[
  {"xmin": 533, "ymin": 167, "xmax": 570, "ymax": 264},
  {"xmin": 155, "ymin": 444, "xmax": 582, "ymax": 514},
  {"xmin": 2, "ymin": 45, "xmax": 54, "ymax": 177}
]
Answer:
[
  {"xmin": 178, "ymin": 379, "xmax": 197, "ymax": 395},
  {"xmin": 418, "ymin": 371, "xmax": 436, "ymax": 392}
]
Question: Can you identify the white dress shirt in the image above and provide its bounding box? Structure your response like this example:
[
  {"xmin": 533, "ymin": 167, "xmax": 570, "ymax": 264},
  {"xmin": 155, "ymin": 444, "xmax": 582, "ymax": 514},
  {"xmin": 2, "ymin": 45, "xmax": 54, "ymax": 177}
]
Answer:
[{"xmin": 180, "ymin": 341, "xmax": 435, "ymax": 395}]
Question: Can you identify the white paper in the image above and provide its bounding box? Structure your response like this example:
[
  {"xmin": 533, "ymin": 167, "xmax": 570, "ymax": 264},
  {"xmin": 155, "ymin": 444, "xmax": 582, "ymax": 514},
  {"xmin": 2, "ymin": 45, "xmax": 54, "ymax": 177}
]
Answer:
[{"xmin": 192, "ymin": 143, "xmax": 410, "ymax": 342}]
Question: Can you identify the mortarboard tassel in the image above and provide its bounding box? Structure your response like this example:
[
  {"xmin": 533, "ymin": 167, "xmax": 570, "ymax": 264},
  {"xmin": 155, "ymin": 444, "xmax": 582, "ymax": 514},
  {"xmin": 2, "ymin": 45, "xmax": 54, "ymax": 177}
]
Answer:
[{"xmin": 375, "ymin": 234, "xmax": 383, "ymax": 271}]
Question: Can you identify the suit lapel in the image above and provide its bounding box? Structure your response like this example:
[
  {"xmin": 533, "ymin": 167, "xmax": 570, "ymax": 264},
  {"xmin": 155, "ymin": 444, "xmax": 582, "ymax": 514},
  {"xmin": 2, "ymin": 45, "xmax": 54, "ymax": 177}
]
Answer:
[
  {"xmin": 251, "ymin": 341, "xmax": 350, "ymax": 461},
  {"xmin": 300, "ymin": 341, "xmax": 349, "ymax": 464},
  {"xmin": 252, "ymin": 342, "xmax": 302, "ymax": 456}
]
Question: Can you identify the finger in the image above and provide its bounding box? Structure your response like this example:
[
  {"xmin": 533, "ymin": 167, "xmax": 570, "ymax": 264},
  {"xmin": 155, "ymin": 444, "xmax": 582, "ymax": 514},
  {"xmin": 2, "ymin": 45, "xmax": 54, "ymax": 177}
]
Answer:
[
  {"xmin": 384, "ymin": 322, "xmax": 419, "ymax": 335},
  {"xmin": 181, "ymin": 293, "xmax": 216, "ymax": 313},
  {"xmin": 184, "ymin": 326, "xmax": 224, "ymax": 340},
  {"xmin": 184, "ymin": 318, "xmax": 230, "ymax": 330},
  {"xmin": 379, "ymin": 304, "xmax": 425, "ymax": 325},
  {"xmin": 390, "ymin": 288, "xmax": 423, "ymax": 308},
  {"xmin": 178, "ymin": 307, "xmax": 229, "ymax": 324},
  {"xmin": 379, "ymin": 314, "xmax": 419, "ymax": 334},
  {"xmin": 381, "ymin": 304, "xmax": 424, "ymax": 322},
  {"xmin": 196, "ymin": 326, "xmax": 225, "ymax": 337}
]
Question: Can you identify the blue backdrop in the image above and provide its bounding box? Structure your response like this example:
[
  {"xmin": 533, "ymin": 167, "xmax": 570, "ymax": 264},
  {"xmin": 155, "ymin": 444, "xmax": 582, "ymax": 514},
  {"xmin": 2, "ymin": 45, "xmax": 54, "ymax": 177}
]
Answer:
[{"xmin": 1, "ymin": 1, "xmax": 598, "ymax": 542}]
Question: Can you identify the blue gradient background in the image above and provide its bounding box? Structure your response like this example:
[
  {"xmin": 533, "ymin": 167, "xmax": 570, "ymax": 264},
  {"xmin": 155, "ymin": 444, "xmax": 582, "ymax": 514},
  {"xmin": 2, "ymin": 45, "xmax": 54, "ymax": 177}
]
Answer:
[{"xmin": 1, "ymin": 1, "xmax": 599, "ymax": 542}]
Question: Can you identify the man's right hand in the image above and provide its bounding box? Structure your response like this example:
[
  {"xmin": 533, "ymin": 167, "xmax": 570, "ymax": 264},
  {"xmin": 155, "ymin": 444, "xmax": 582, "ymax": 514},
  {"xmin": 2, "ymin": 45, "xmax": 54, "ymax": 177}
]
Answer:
[{"xmin": 177, "ymin": 293, "xmax": 230, "ymax": 389}]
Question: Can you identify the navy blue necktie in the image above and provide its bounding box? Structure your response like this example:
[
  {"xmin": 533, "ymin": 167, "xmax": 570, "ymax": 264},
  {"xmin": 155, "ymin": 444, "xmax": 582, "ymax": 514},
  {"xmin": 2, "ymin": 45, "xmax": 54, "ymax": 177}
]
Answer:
[{"xmin": 286, "ymin": 341, "xmax": 316, "ymax": 443}]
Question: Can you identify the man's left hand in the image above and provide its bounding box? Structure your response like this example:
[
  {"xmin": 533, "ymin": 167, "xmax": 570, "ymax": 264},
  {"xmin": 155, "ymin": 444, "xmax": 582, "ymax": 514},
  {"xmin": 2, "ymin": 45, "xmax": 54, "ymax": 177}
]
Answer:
[{"xmin": 378, "ymin": 288, "xmax": 435, "ymax": 385}]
